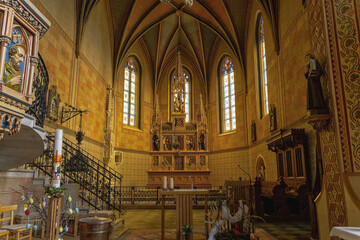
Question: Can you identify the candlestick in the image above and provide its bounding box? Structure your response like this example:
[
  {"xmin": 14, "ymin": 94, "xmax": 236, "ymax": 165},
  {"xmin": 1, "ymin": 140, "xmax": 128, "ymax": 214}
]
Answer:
[
  {"xmin": 163, "ymin": 176, "xmax": 167, "ymax": 189},
  {"xmin": 170, "ymin": 178, "xmax": 174, "ymax": 190},
  {"xmin": 52, "ymin": 129, "xmax": 63, "ymax": 188}
]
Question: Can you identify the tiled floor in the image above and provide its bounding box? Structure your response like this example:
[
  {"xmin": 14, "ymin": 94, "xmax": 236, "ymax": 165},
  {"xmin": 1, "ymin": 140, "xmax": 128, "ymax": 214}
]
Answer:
[
  {"xmin": 255, "ymin": 221, "xmax": 312, "ymax": 240},
  {"xmin": 34, "ymin": 209, "xmax": 312, "ymax": 240},
  {"xmin": 111, "ymin": 209, "xmax": 207, "ymax": 239}
]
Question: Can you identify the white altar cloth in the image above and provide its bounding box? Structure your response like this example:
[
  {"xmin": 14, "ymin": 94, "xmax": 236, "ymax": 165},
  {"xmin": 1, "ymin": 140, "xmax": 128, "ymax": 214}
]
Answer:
[{"xmin": 330, "ymin": 227, "xmax": 360, "ymax": 240}]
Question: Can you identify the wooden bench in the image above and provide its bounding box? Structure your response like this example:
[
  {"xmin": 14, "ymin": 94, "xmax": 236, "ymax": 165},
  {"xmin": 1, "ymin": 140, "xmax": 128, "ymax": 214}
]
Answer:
[
  {"xmin": 0, "ymin": 205, "xmax": 32, "ymax": 240},
  {"xmin": 254, "ymin": 177, "xmax": 308, "ymax": 217}
]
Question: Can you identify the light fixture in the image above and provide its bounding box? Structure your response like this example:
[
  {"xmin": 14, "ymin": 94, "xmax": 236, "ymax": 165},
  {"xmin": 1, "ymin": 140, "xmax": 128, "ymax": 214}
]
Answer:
[{"xmin": 160, "ymin": 0, "xmax": 193, "ymax": 7}]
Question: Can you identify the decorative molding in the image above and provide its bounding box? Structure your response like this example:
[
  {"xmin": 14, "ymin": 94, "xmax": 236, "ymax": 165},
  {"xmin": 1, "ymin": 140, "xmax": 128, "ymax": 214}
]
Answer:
[
  {"xmin": 29, "ymin": 56, "xmax": 39, "ymax": 67},
  {"xmin": 305, "ymin": 113, "xmax": 331, "ymax": 132},
  {"xmin": 0, "ymin": 35, "xmax": 11, "ymax": 45},
  {"xmin": 0, "ymin": 94, "xmax": 29, "ymax": 111},
  {"xmin": 0, "ymin": 0, "xmax": 50, "ymax": 37},
  {"xmin": 0, "ymin": 110, "xmax": 22, "ymax": 139}
]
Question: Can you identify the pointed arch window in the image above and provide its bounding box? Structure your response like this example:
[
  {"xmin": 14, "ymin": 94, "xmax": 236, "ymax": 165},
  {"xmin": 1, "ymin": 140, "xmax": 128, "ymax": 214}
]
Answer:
[
  {"xmin": 256, "ymin": 15, "xmax": 269, "ymax": 119},
  {"xmin": 220, "ymin": 58, "xmax": 236, "ymax": 132},
  {"xmin": 123, "ymin": 58, "xmax": 140, "ymax": 127}
]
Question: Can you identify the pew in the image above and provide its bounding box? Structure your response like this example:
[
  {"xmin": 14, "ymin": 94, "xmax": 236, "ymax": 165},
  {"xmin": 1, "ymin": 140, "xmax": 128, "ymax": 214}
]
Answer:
[{"xmin": 254, "ymin": 177, "xmax": 309, "ymax": 218}]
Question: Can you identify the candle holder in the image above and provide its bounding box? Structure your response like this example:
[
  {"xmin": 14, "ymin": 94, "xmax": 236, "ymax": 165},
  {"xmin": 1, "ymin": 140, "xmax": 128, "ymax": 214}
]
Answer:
[{"xmin": 169, "ymin": 178, "xmax": 174, "ymax": 191}]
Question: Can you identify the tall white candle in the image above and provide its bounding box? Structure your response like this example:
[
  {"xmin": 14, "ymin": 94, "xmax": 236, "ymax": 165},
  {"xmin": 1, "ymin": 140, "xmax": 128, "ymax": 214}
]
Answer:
[
  {"xmin": 170, "ymin": 178, "xmax": 174, "ymax": 189},
  {"xmin": 52, "ymin": 129, "xmax": 63, "ymax": 188},
  {"xmin": 163, "ymin": 176, "xmax": 167, "ymax": 189}
]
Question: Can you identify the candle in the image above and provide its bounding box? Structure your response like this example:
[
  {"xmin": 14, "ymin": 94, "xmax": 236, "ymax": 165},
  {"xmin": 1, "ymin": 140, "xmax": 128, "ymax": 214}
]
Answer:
[
  {"xmin": 163, "ymin": 176, "xmax": 167, "ymax": 189},
  {"xmin": 52, "ymin": 129, "xmax": 63, "ymax": 188},
  {"xmin": 170, "ymin": 178, "xmax": 174, "ymax": 189}
]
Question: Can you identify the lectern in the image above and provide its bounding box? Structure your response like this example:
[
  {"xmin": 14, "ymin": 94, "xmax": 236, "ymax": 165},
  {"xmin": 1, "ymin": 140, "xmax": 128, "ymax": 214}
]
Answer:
[{"xmin": 160, "ymin": 189, "xmax": 209, "ymax": 240}]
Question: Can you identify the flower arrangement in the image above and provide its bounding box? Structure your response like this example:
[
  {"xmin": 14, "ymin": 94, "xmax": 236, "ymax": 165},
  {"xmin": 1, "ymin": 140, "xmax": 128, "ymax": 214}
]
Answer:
[
  {"xmin": 180, "ymin": 224, "xmax": 194, "ymax": 240},
  {"xmin": 44, "ymin": 186, "xmax": 67, "ymax": 198},
  {"xmin": 208, "ymin": 194, "xmax": 264, "ymax": 240}
]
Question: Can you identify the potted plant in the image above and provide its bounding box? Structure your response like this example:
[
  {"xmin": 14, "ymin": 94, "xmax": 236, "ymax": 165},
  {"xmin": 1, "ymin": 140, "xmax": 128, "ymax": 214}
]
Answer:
[{"xmin": 180, "ymin": 224, "xmax": 194, "ymax": 240}]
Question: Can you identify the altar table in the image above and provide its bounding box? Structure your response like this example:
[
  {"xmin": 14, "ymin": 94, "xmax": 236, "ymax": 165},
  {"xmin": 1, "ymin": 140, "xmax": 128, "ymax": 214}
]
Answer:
[
  {"xmin": 160, "ymin": 189, "xmax": 209, "ymax": 240},
  {"xmin": 330, "ymin": 227, "xmax": 360, "ymax": 240}
]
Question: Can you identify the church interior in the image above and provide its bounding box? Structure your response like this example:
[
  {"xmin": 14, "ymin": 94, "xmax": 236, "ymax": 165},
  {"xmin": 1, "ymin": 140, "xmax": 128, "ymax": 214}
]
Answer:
[{"xmin": 1, "ymin": 0, "xmax": 360, "ymax": 239}]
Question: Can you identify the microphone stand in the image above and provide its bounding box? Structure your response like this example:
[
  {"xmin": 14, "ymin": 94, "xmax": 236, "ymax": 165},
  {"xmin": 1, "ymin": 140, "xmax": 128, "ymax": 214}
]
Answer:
[{"xmin": 238, "ymin": 165, "xmax": 253, "ymax": 215}]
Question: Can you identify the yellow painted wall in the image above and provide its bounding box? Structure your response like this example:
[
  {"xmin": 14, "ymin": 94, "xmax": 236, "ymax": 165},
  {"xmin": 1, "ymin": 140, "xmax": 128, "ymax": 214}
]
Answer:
[
  {"xmin": 114, "ymin": 41, "xmax": 153, "ymax": 152},
  {"xmin": 208, "ymin": 40, "xmax": 247, "ymax": 152},
  {"xmin": 32, "ymin": 0, "xmax": 109, "ymax": 157},
  {"xmin": 208, "ymin": 0, "xmax": 314, "ymax": 185}
]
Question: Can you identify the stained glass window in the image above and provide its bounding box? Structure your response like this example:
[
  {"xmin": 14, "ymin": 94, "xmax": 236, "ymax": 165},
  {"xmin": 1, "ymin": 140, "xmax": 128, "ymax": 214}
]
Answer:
[
  {"xmin": 123, "ymin": 59, "xmax": 138, "ymax": 127},
  {"xmin": 221, "ymin": 58, "xmax": 236, "ymax": 132},
  {"xmin": 257, "ymin": 15, "xmax": 269, "ymax": 118}
]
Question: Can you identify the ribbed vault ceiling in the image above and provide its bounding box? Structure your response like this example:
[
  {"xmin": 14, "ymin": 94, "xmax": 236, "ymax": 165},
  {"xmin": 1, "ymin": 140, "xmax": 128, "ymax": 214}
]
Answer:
[{"xmin": 108, "ymin": 0, "xmax": 249, "ymax": 85}]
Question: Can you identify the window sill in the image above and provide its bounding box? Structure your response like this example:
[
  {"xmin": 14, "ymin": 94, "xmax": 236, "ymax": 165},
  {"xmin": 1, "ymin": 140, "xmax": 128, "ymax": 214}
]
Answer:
[
  {"xmin": 123, "ymin": 125, "xmax": 143, "ymax": 133},
  {"xmin": 218, "ymin": 130, "xmax": 237, "ymax": 137}
]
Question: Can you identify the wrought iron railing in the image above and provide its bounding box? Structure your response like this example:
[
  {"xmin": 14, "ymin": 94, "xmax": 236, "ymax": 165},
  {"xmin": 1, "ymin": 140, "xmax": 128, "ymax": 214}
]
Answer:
[
  {"xmin": 28, "ymin": 132, "xmax": 124, "ymax": 217},
  {"xmin": 26, "ymin": 54, "xmax": 48, "ymax": 128},
  {"xmin": 121, "ymin": 186, "xmax": 224, "ymax": 205}
]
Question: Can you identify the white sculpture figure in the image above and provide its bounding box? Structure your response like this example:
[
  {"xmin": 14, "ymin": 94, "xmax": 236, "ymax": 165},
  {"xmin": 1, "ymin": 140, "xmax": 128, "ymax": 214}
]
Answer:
[
  {"xmin": 207, "ymin": 200, "xmax": 249, "ymax": 240},
  {"xmin": 208, "ymin": 219, "xmax": 226, "ymax": 240}
]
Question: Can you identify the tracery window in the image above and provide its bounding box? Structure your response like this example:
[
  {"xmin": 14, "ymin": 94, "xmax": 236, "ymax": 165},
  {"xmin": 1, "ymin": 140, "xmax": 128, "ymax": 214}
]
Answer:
[
  {"xmin": 256, "ymin": 15, "xmax": 269, "ymax": 119},
  {"xmin": 123, "ymin": 58, "xmax": 139, "ymax": 127},
  {"xmin": 220, "ymin": 58, "xmax": 236, "ymax": 132}
]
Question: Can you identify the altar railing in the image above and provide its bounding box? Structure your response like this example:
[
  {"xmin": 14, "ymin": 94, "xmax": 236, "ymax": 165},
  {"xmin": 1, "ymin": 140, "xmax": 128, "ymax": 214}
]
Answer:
[{"xmin": 120, "ymin": 186, "xmax": 224, "ymax": 205}]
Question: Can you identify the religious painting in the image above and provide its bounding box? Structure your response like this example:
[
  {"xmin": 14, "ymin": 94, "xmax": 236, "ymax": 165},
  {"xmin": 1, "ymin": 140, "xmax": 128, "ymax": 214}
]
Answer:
[{"xmin": 3, "ymin": 27, "xmax": 28, "ymax": 92}]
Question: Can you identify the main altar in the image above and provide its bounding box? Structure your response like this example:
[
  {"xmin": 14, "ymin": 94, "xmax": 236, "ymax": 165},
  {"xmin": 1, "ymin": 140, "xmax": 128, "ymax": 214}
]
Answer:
[{"xmin": 147, "ymin": 52, "xmax": 211, "ymax": 187}]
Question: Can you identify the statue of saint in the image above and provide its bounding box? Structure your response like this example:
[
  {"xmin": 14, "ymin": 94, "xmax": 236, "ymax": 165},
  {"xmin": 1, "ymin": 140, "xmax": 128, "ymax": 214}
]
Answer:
[
  {"xmin": 152, "ymin": 133, "xmax": 160, "ymax": 151},
  {"xmin": 199, "ymin": 133, "xmax": 206, "ymax": 150},
  {"xmin": 305, "ymin": 54, "xmax": 328, "ymax": 114},
  {"xmin": 3, "ymin": 44, "xmax": 26, "ymax": 92}
]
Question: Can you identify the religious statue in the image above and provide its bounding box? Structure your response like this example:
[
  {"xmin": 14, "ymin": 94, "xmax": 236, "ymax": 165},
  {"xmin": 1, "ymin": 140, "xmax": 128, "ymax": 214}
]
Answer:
[
  {"xmin": 199, "ymin": 133, "xmax": 206, "ymax": 150},
  {"xmin": 173, "ymin": 93, "xmax": 184, "ymax": 112},
  {"xmin": 251, "ymin": 121, "xmax": 256, "ymax": 142},
  {"xmin": 186, "ymin": 136, "xmax": 195, "ymax": 150},
  {"xmin": 269, "ymin": 104, "xmax": 276, "ymax": 132},
  {"xmin": 163, "ymin": 136, "xmax": 172, "ymax": 150},
  {"xmin": 3, "ymin": 44, "xmax": 26, "ymax": 92},
  {"xmin": 257, "ymin": 158, "xmax": 266, "ymax": 181},
  {"xmin": 305, "ymin": 54, "xmax": 329, "ymax": 114},
  {"xmin": 47, "ymin": 85, "xmax": 61, "ymax": 121},
  {"xmin": 152, "ymin": 133, "xmax": 160, "ymax": 151}
]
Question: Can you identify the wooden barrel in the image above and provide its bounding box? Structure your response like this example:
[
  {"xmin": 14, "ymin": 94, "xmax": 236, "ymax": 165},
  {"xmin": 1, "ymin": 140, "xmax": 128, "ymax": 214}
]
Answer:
[{"xmin": 79, "ymin": 217, "xmax": 112, "ymax": 240}]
